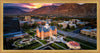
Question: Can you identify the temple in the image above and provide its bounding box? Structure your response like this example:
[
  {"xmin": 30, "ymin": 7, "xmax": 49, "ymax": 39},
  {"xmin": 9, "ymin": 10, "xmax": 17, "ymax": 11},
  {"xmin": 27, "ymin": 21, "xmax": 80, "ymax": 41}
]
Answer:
[{"xmin": 36, "ymin": 20, "xmax": 57, "ymax": 40}]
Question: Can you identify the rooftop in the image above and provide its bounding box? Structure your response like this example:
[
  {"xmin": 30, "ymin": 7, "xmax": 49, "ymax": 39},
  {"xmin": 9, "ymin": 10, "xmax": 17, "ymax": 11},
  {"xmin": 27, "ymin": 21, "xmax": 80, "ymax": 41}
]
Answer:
[
  {"xmin": 68, "ymin": 41, "xmax": 80, "ymax": 46},
  {"xmin": 39, "ymin": 26, "xmax": 56, "ymax": 32}
]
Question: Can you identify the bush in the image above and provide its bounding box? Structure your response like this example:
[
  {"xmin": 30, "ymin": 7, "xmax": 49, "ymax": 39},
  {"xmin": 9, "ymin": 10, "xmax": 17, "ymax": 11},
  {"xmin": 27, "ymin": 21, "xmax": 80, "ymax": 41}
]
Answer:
[
  {"xmin": 70, "ymin": 26, "xmax": 75, "ymax": 30},
  {"xmin": 21, "ymin": 23, "xmax": 30, "ymax": 29}
]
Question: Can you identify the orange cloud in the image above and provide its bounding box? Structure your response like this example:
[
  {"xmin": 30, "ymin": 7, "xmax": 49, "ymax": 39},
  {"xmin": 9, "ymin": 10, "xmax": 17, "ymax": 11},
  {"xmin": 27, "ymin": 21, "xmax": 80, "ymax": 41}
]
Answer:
[{"xmin": 22, "ymin": 3, "xmax": 54, "ymax": 9}]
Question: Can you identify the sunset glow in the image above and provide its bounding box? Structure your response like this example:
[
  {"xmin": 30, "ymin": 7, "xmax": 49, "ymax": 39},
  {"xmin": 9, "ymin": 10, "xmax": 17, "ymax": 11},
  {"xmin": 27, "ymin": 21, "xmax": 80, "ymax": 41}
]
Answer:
[
  {"xmin": 25, "ymin": 5, "xmax": 42, "ymax": 9},
  {"xmin": 22, "ymin": 3, "xmax": 54, "ymax": 9}
]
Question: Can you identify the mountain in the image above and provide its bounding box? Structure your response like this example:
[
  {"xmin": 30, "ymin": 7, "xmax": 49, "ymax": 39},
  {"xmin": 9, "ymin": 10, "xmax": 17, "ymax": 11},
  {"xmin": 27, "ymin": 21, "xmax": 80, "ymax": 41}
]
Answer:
[
  {"xmin": 4, "ymin": 6, "xmax": 26, "ymax": 15},
  {"xmin": 30, "ymin": 5, "xmax": 57, "ymax": 15},
  {"xmin": 30, "ymin": 3, "xmax": 96, "ymax": 18}
]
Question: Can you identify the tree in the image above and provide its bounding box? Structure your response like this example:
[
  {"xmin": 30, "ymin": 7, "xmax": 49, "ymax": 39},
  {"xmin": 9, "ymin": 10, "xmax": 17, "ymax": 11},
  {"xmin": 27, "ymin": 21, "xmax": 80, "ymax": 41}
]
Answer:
[
  {"xmin": 21, "ymin": 23, "xmax": 30, "ymax": 29},
  {"xmin": 62, "ymin": 26, "xmax": 68, "ymax": 31},
  {"xmin": 31, "ymin": 33, "xmax": 35, "ymax": 37},
  {"xmin": 50, "ymin": 22, "xmax": 57, "ymax": 26},
  {"xmin": 32, "ymin": 22, "xmax": 38, "ymax": 28},
  {"xmin": 57, "ymin": 24, "xmax": 63, "ymax": 29},
  {"xmin": 78, "ymin": 24, "xmax": 84, "ymax": 28},
  {"xmin": 67, "ymin": 24, "xmax": 70, "ymax": 29},
  {"xmin": 70, "ymin": 26, "xmax": 75, "ymax": 30},
  {"xmin": 59, "ymin": 24, "xmax": 63, "ymax": 28}
]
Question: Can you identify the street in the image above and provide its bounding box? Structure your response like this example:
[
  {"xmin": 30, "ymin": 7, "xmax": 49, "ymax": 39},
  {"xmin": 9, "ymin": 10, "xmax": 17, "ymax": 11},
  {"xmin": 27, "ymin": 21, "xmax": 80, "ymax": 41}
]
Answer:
[{"xmin": 57, "ymin": 30, "xmax": 97, "ymax": 44}]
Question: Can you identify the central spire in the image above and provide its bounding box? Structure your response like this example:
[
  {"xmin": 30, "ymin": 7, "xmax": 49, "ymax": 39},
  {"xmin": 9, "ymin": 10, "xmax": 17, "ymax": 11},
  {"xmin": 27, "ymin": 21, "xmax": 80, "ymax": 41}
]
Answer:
[
  {"xmin": 46, "ymin": 16, "xmax": 49, "ymax": 24},
  {"xmin": 44, "ymin": 16, "xmax": 50, "ymax": 29}
]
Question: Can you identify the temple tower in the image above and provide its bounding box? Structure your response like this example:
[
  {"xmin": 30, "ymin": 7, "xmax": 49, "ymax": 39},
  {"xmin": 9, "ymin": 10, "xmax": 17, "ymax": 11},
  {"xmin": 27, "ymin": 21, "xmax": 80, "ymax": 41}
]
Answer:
[
  {"xmin": 41, "ymin": 28, "xmax": 44, "ymax": 40},
  {"xmin": 36, "ymin": 27, "xmax": 40, "ymax": 37},
  {"xmin": 55, "ymin": 26, "xmax": 57, "ymax": 35},
  {"xmin": 49, "ymin": 28, "xmax": 52, "ymax": 41}
]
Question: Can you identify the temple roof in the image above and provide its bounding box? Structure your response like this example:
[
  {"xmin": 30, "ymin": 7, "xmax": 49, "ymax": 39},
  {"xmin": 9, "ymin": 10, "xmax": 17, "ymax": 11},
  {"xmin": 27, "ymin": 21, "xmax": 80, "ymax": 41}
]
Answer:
[{"xmin": 39, "ymin": 26, "xmax": 55, "ymax": 32}]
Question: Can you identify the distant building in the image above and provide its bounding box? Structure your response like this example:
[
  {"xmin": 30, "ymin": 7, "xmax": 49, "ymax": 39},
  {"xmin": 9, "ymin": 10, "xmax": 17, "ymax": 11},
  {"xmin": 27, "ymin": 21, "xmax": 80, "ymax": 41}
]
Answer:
[
  {"xmin": 4, "ymin": 17, "xmax": 20, "ymax": 34},
  {"xmin": 4, "ymin": 17, "xmax": 27, "ymax": 40},
  {"xmin": 69, "ymin": 24, "xmax": 77, "ymax": 28},
  {"xmin": 58, "ymin": 21, "xmax": 69, "ymax": 28},
  {"xmin": 25, "ymin": 16, "xmax": 31, "ymax": 21},
  {"xmin": 20, "ymin": 16, "xmax": 34, "ymax": 26},
  {"xmin": 36, "ymin": 21, "xmax": 57, "ymax": 40},
  {"xmin": 47, "ymin": 19, "xmax": 52, "ymax": 23},
  {"xmin": 58, "ymin": 19, "xmax": 89, "ymax": 29},
  {"xmin": 81, "ymin": 28, "xmax": 97, "ymax": 38},
  {"xmin": 69, "ymin": 19, "xmax": 80, "ymax": 24},
  {"xmin": 77, "ymin": 22, "xmax": 85, "ymax": 25},
  {"xmin": 58, "ymin": 20, "xmax": 77, "ymax": 29}
]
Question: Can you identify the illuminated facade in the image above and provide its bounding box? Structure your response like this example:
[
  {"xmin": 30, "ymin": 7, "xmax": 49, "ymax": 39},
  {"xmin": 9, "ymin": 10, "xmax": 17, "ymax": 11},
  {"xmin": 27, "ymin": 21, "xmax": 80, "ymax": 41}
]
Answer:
[{"xmin": 36, "ymin": 21, "xmax": 57, "ymax": 40}]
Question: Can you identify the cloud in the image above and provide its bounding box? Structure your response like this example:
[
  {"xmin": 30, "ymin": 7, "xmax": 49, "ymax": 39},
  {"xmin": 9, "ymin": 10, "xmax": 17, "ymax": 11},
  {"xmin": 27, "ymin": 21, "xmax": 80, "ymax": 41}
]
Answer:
[
  {"xmin": 4, "ymin": 3, "xmax": 63, "ymax": 12},
  {"xmin": 77, "ymin": 3, "xmax": 85, "ymax": 5}
]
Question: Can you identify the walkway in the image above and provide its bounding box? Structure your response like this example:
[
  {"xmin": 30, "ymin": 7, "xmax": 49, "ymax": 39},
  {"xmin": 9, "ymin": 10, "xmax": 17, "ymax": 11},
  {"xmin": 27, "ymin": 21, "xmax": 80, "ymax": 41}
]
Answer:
[
  {"xmin": 36, "ymin": 40, "xmax": 44, "ymax": 46},
  {"xmin": 40, "ymin": 46, "xmax": 55, "ymax": 50}
]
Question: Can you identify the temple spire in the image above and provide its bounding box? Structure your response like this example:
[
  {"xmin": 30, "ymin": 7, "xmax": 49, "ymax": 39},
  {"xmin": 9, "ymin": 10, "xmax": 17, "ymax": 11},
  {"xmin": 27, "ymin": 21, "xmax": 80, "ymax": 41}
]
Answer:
[
  {"xmin": 37, "ymin": 26, "xmax": 39, "ymax": 29},
  {"xmin": 41, "ymin": 26, "xmax": 43, "ymax": 31}
]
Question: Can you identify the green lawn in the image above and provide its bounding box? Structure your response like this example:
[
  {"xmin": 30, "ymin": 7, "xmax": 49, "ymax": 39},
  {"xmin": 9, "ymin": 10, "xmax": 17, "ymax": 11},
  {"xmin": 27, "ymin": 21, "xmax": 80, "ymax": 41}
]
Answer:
[
  {"xmin": 50, "ymin": 43, "xmax": 64, "ymax": 50},
  {"xmin": 19, "ymin": 41, "xmax": 41, "ymax": 50},
  {"xmin": 39, "ymin": 40, "xmax": 47, "ymax": 44},
  {"xmin": 55, "ymin": 42, "xmax": 69, "ymax": 49},
  {"xmin": 27, "ymin": 43, "xmax": 41, "ymax": 49}
]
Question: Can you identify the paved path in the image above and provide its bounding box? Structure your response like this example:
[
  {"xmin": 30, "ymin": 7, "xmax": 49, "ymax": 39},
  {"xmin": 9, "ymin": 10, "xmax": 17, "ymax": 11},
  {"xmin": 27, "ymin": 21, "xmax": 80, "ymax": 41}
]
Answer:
[
  {"xmin": 33, "ymin": 42, "xmax": 51, "ymax": 50},
  {"xmin": 40, "ymin": 46, "xmax": 55, "ymax": 50},
  {"xmin": 57, "ymin": 30, "xmax": 96, "ymax": 44},
  {"xmin": 36, "ymin": 40, "xmax": 44, "ymax": 46}
]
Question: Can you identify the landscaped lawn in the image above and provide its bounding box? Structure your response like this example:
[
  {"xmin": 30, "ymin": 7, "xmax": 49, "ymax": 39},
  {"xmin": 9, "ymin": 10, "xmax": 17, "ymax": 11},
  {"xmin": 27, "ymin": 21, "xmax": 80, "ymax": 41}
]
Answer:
[
  {"xmin": 19, "ymin": 41, "xmax": 41, "ymax": 50},
  {"xmin": 50, "ymin": 43, "xmax": 64, "ymax": 50},
  {"xmin": 27, "ymin": 43, "xmax": 41, "ymax": 49},
  {"xmin": 55, "ymin": 42, "xmax": 69, "ymax": 49},
  {"xmin": 39, "ymin": 40, "xmax": 47, "ymax": 44}
]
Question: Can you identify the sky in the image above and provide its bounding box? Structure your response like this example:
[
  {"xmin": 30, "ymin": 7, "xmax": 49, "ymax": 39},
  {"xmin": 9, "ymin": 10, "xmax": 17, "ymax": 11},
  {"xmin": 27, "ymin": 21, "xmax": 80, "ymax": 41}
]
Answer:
[{"xmin": 4, "ymin": 3, "xmax": 85, "ymax": 12}]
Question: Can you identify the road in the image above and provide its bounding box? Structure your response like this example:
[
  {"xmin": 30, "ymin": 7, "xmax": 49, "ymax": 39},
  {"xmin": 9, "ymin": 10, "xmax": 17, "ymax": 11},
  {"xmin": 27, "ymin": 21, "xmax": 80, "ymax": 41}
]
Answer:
[
  {"xmin": 72, "ymin": 26, "xmax": 90, "ymax": 33},
  {"xmin": 57, "ymin": 30, "xmax": 96, "ymax": 44}
]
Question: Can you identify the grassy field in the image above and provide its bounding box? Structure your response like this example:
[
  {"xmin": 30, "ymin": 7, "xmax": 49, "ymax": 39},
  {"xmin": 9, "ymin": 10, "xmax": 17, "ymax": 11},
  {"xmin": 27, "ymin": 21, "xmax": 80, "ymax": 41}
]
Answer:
[
  {"xmin": 50, "ymin": 43, "xmax": 64, "ymax": 50},
  {"xmin": 55, "ymin": 42, "xmax": 69, "ymax": 49},
  {"xmin": 39, "ymin": 40, "xmax": 47, "ymax": 44},
  {"xmin": 19, "ymin": 41, "xmax": 41, "ymax": 50}
]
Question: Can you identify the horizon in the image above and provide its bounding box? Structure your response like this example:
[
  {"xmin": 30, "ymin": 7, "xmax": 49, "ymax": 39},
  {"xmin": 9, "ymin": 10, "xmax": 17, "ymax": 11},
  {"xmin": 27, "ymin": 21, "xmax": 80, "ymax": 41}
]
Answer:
[{"xmin": 4, "ymin": 3, "xmax": 85, "ymax": 12}]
